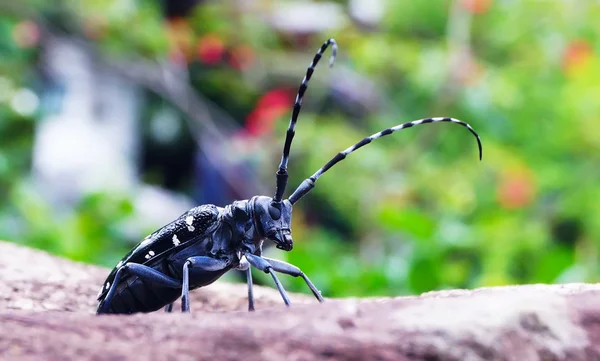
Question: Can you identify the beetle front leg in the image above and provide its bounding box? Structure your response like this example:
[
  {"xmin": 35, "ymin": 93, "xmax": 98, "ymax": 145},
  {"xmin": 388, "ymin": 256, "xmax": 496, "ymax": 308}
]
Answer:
[
  {"xmin": 262, "ymin": 257, "xmax": 324, "ymax": 303},
  {"xmin": 181, "ymin": 257, "xmax": 230, "ymax": 313},
  {"xmin": 244, "ymin": 253, "xmax": 291, "ymax": 307}
]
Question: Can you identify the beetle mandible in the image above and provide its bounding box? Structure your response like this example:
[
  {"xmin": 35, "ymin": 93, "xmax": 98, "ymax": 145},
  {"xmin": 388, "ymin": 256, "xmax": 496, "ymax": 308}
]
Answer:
[{"xmin": 96, "ymin": 39, "xmax": 483, "ymax": 314}]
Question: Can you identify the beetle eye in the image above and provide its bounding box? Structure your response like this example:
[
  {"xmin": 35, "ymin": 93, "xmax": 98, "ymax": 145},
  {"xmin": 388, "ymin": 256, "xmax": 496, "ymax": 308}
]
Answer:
[{"xmin": 268, "ymin": 204, "xmax": 281, "ymax": 220}]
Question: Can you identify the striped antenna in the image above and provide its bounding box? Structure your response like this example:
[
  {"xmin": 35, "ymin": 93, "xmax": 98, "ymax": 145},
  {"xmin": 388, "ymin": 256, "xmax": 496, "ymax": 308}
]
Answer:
[
  {"xmin": 288, "ymin": 117, "xmax": 483, "ymax": 205},
  {"xmin": 273, "ymin": 38, "xmax": 338, "ymax": 203}
]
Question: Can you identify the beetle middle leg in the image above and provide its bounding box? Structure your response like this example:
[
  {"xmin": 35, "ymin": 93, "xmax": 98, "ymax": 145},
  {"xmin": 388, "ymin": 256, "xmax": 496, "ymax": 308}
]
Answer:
[
  {"xmin": 180, "ymin": 256, "xmax": 230, "ymax": 312},
  {"xmin": 262, "ymin": 257, "xmax": 324, "ymax": 303},
  {"xmin": 236, "ymin": 256, "xmax": 255, "ymax": 311}
]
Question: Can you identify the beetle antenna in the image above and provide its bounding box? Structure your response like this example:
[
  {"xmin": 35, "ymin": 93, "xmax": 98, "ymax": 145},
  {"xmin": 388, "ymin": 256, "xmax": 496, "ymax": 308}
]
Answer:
[
  {"xmin": 273, "ymin": 38, "xmax": 338, "ymax": 203},
  {"xmin": 288, "ymin": 117, "xmax": 483, "ymax": 204}
]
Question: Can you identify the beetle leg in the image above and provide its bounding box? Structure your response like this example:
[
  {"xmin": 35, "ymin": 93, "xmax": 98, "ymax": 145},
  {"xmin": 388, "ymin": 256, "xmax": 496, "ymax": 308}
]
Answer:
[
  {"xmin": 164, "ymin": 303, "xmax": 174, "ymax": 313},
  {"xmin": 236, "ymin": 257, "xmax": 255, "ymax": 311},
  {"xmin": 262, "ymin": 257, "xmax": 324, "ymax": 303},
  {"xmin": 97, "ymin": 263, "xmax": 181, "ymax": 314},
  {"xmin": 180, "ymin": 257, "xmax": 230, "ymax": 313},
  {"xmin": 97, "ymin": 265, "xmax": 127, "ymax": 314},
  {"xmin": 245, "ymin": 267, "xmax": 255, "ymax": 311},
  {"xmin": 125, "ymin": 263, "xmax": 182, "ymax": 287},
  {"xmin": 182, "ymin": 260, "xmax": 191, "ymax": 313},
  {"xmin": 244, "ymin": 253, "xmax": 291, "ymax": 307}
]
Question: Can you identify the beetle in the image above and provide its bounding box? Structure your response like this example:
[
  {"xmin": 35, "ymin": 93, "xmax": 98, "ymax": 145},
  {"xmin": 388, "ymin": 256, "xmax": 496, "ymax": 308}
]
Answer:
[{"xmin": 96, "ymin": 38, "xmax": 483, "ymax": 314}]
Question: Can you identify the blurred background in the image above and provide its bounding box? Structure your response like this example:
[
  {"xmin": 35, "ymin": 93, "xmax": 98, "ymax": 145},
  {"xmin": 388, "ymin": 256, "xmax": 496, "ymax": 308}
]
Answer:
[{"xmin": 0, "ymin": 0, "xmax": 599, "ymax": 298}]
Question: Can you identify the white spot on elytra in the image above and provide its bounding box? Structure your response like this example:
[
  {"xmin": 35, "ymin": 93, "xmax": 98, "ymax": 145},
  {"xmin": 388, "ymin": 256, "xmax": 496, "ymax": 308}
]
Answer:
[
  {"xmin": 172, "ymin": 235, "xmax": 180, "ymax": 246},
  {"xmin": 149, "ymin": 250, "xmax": 155, "ymax": 256},
  {"xmin": 186, "ymin": 216, "xmax": 195, "ymax": 231},
  {"xmin": 105, "ymin": 281, "xmax": 110, "ymax": 290},
  {"xmin": 145, "ymin": 254, "xmax": 151, "ymax": 259}
]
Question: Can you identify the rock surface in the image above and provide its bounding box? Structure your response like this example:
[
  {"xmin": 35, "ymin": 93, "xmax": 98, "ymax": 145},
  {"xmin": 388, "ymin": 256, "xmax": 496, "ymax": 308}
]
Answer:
[{"xmin": 1, "ymin": 240, "xmax": 599, "ymax": 361}]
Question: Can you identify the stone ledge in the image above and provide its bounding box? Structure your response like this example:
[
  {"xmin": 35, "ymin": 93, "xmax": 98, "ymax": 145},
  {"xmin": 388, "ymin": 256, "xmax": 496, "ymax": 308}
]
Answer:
[{"xmin": 1, "ymin": 240, "xmax": 599, "ymax": 361}]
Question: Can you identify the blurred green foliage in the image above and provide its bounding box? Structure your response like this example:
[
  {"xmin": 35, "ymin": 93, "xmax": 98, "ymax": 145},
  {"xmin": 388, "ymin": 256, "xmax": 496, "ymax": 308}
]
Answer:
[{"xmin": 1, "ymin": 0, "xmax": 600, "ymax": 298}]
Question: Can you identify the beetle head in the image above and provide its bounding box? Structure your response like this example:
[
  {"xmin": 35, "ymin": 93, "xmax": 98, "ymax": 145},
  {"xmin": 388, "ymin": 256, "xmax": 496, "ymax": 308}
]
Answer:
[{"xmin": 253, "ymin": 196, "xmax": 293, "ymax": 251}]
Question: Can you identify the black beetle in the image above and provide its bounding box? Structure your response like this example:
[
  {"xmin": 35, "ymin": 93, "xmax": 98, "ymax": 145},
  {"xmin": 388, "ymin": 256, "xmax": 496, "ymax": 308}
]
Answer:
[{"xmin": 96, "ymin": 39, "xmax": 482, "ymax": 314}]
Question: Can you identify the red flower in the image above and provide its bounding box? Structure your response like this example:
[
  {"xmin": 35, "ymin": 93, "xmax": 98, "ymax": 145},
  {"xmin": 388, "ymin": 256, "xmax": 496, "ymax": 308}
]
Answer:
[
  {"xmin": 460, "ymin": 0, "xmax": 493, "ymax": 14},
  {"xmin": 497, "ymin": 170, "xmax": 536, "ymax": 209},
  {"xmin": 197, "ymin": 34, "xmax": 225, "ymax": 65},
  {"xmin": 562, "ymin": 40, "xmax": 593, "ymax": 76},
  {"xmin": 245, "ymin": 89, "xmax": 293, "ymax": 136}
]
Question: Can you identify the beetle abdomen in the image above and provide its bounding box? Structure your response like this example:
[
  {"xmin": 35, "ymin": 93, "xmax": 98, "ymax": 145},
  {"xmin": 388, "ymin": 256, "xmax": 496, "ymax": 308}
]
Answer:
[{"xmin": 97, "ymin": 276, "xmax": 181, "ymax": 314}]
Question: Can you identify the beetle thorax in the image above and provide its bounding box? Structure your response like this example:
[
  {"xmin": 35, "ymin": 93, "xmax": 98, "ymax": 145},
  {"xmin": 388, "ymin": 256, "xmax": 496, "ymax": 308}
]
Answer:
[{"xmin": 220, "ymin": 199, "xmax": 258, "ymax": 244}]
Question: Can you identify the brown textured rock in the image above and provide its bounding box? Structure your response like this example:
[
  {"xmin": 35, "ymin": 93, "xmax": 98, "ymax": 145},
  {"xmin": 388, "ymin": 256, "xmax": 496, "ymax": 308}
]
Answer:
[{"xmin": 1, "ymin": 240, "xmax": 600, "ymax": 361}]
